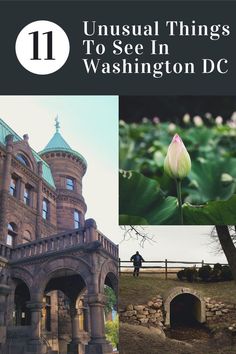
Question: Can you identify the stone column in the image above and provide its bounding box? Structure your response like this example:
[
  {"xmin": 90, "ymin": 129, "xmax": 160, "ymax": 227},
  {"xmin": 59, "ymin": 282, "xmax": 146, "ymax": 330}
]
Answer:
[
  {"xmin": 84, "ymin": 219, "xmax": 98, "ymax": 243},
  {"xmin": 0, "ymin": 283, "xmax": 11, "ymax": 350},
  {"xmin": 36, "ymin": 162, "xmax": 43, "ymax": 239},
  {"xmin": 19, "ymin": 178, "xmax": 25, "ymax": 203},
  {"xmin": 2, "ymin": 135, "xmax": 14, "ymax": 192},
  {"xmin": 0, "ymin": 135, "xmax": 14, "ymax": 242},
  {"xmin": 27, "ymin": 301, "xmax": 43, "ymax": 340},
  {"xmin": 67, "ymin": 304, "xmax": 85, "ymax": 354},
  {"xmin": 85, "ymin": 294, "xmax": 113, "ymax": 354},
  {"xmin": 26, "ymin": 301, "xmax": 47, "ymax": 354},
  {"xmin": 83, "ymin": 298, "xmax": 90, "ymax": 333}
]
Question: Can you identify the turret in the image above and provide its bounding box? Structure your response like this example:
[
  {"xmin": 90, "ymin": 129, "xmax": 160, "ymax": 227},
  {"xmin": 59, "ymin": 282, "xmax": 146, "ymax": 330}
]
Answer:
[{"xmin": 39, "ymin": 118, "xmax": 87, "ymax": 232}]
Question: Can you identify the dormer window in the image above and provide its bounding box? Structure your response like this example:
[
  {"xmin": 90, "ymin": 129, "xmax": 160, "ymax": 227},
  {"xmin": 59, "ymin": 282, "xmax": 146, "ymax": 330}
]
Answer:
[
  {"xmin": 66, "ymin": 177, "xmax": 74, "ymax": 191},
  {"xmin": 16, "ymin": 153, "xmax": 30, "ymax": 167}
]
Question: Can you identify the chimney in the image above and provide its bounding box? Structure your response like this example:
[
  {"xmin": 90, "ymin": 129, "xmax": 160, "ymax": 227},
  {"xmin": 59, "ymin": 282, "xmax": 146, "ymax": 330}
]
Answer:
[{"xmin": 23, "ymin": 134, "xmax": 29, "ymax": 143}]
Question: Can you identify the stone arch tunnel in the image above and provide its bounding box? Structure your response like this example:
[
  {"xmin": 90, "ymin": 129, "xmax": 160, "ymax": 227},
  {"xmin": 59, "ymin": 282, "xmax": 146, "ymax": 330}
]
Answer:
[{"xmin": 164, "ymin": 287, "xmax": 206, "ymax": 327}]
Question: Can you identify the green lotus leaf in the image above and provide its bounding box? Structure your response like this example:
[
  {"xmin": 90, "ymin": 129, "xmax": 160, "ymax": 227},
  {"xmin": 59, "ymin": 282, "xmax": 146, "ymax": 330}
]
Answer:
[
  {"xmin": 183, "ymin": 195, "xmax": 236, "ymax": 225},
  {"xmin": 185, "ymin": 158, "xmax": 236, "ymax": 204},
  {"xmin": 119, "ymin": 170, "xmax": 179, "ymax": 225}
]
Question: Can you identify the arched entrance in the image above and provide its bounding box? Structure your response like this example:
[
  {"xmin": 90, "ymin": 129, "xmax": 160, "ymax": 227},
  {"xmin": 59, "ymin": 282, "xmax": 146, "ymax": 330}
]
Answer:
[
  {"xmin": 170, "ymin": 293, "xmax": 201, "ymax": 326},
  {"xmin": 14, "ymin": 280, "xmax": 31, "ymax": 326},
  {"xmin": 164, "ymin": 287, "xmax": 206, "ymax": 327},
  {"xmin": 42, "ymin": 270, "xmax": 89, "ymax": 354}
]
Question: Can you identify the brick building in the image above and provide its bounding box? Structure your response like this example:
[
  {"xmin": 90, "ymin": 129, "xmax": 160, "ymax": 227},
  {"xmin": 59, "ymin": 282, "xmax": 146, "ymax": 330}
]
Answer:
[{"xmin": 0, "ymin": 118, "xmax": 118, "ymax": 354}]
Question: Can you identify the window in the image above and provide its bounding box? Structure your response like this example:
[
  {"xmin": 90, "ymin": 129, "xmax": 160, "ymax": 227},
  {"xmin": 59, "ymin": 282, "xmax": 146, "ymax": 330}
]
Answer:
[
  {"xmin": 9, "ymin": 177, "xmax": 17, "ymax": 197},
  {"xmin": 66, "ymin": 177, "xmax": 74, "ymax": 191},
  {"xmin": 7, "ymin": 223, "xmax": 17, "ymax": 246},
  {"xmin": 16, "ymin": 154, "xmax": 30, "ymax": 167},
  {"xmin": 24, "ymin": 185, "xmax": 31, "ymax": 206},
  {"xmin": 74, "ymin": 210, "xmax": 80, "ymax": 228},
  {"xmin": 42, "ymin": 199, "xmax": 49, "ymax": 220}
]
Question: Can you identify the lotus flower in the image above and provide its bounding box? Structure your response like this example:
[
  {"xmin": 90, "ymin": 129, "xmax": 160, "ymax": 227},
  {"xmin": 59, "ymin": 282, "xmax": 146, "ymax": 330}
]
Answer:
[
  {"xmin": 193, "ymin": 115, "xmax": 203, "ymax": 127},
  {"xmin": 164, "ymin": 134, "xmax": 191, "ymax": 179},
  {"xmin": 183, "ymin": 113, "xmax": 190, "ymax": 124}
]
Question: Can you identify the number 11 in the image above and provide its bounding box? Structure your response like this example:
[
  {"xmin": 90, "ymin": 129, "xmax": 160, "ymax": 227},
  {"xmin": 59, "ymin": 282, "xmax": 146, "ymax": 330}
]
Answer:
[{"xmin": 29, "ymin": 31, "xmax": 55, "ymax": 60}]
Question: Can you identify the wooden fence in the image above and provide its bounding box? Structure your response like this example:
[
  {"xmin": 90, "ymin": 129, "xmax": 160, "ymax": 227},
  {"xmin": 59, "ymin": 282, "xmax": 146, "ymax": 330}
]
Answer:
[{"xmin": 119, "ymin": 259, "xmax": 228, "ymax": 280}]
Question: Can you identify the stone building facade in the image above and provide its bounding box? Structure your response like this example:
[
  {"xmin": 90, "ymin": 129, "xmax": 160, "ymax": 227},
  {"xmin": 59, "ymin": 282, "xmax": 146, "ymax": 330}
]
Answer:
[{"xmin": 0, "ymin": 118, "xmax": 118, "ymax": 354}]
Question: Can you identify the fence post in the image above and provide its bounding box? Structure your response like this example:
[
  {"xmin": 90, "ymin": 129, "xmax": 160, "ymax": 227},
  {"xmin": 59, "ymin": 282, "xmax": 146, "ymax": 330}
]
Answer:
[
  {"xmin": 202, "ymin": 260, "xmax": 204, "ymax": 267},
  {"xmin": 165, "ymin": 259, "xmax": 168, "ymax": 280}
]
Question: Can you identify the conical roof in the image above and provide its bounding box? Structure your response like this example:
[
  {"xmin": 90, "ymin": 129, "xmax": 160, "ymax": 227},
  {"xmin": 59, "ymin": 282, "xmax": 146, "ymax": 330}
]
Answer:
[
  {"xmin": 43, "ymin": 131, "xmax": 72, "ymax": 151},
  {"xmin": 39, "ymin": 117, "xmax": 87, "ymax": 168}
]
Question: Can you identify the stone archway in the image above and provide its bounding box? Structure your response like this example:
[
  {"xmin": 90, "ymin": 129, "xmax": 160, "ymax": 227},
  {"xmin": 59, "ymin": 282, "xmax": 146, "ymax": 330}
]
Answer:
[
  {"xmin": 14, "ymin": 280, "xmax": 31, "ymax": 326},
  {"xmin": 164, "ymin": 287, "xmax": 206, "ymax": 327},
  {"xmin": 33, "ymin": 255, "xmax": 92, "ymax": 300},
  {"xmin": 29, "ymin": 256, "xmax": 92, "ymax": 354},
  {"xmin": 99, "ymin": 259, "xmax": 118, "ymax": 295}
]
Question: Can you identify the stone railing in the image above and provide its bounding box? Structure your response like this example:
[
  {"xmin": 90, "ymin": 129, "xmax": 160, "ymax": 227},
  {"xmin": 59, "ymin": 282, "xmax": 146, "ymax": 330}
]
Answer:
[
  {"xmin": 97, "ymin": 230, "xmax": 119, "ymax": 259},
  {"xmin": 12, "ymin": 230, "xmax": 85, "ymax": 261},
  {"xmin": 0, "ymin": 227, "xmax": 118, "ymax": 262},
  {"xmin": 0, "ymin": 243, "xmax": 13, "ymax": 260}
]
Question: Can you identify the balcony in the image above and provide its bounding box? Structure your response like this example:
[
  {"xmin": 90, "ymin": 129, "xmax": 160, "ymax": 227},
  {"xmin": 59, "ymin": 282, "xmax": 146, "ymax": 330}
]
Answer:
[{"xmin": 0, "ymin": 228, "xmax": 118, "ymax": 264}]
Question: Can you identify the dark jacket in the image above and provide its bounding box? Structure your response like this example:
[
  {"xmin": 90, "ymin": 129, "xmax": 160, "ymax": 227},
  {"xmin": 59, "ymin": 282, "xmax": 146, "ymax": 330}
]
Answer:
[{"xmin": 130, "ymin": 254, "xmax": 144, "ymax": 267}]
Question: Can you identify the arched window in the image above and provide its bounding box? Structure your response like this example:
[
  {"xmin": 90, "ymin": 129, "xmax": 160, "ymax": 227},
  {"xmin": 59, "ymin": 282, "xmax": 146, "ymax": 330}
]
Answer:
[
  {"xmin": 74, "ymin": 210, "xmax": 80, "ymax": 228},
  {"xmin": 66, "ymin": 177, "xmax": 74, "ymax": 191},
  {"xmin": 42, "ymin": 199, "xmax": 49, "ymax": 220},
  {"xmin": 23, "ymin": 230, "xmax": 31, "ymax": 243},
  {"xmin": 16, "ymin": 153, "xmax": 30, "ymax": 167},
  {"xmin": 7, "ymin": 223, "xmax": 17, "ymax": 246}
]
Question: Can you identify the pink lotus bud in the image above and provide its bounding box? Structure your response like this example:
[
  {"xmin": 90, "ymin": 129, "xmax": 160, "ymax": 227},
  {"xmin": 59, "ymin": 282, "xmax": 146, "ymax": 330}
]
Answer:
[
  {"xmin": 153, "ymin": 116, "xmax": 160, "ymax": 124},
  {"xmin": 193, "ymin": 115, "xmax": 203, "ymax": 127},
  {"xmin": 164, "ymin": 134, "xmax": 191, "ymax": 179},
  {"xmin": 215, "ymin": 116, "xmax": 223, "ymax": 125}
]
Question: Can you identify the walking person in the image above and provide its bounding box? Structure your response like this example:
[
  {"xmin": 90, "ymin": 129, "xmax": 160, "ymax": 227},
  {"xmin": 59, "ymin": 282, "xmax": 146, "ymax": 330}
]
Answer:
[{"xmin": 130, "ymin": 251, "xmax": 145, "ymax": 277}]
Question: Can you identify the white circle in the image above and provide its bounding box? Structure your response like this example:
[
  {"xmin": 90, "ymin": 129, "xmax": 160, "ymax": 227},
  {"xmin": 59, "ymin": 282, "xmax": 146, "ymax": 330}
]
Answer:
[{"xmin": 15, "ymin": 20, "xmax": 70, "ymax": 75}]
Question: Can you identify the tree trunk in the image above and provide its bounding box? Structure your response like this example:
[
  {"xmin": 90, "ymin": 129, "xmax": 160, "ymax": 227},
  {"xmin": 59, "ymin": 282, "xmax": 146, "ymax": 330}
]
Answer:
[{"xmin": 215, "ymin": 225, "xmax": 236, "ymax": 282}]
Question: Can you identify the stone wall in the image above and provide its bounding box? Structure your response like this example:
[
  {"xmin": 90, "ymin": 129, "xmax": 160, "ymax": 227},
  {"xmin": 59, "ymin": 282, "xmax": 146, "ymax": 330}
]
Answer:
[
  {"xmin": 120, "ymin": 294, "xmax": 236, "ymax": 329},
  {"xmin": 120, "ymin": 295, "xmax": 164, "ymax": 327},
  {"xmin": 205, "ymin": 297, "xmax": 236, "ymax": 323}
]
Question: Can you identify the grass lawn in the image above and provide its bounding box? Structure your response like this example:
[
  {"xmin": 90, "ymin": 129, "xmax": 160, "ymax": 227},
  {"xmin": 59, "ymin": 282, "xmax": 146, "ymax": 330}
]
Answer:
[{"xmin": 119, "ymin": 273, "xmax": 236, "ymax": 307}]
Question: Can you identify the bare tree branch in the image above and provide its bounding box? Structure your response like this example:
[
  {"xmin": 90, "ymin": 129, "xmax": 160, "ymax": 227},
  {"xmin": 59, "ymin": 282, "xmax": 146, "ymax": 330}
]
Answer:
[
  {"xmin": 210, "ymin": 225, "xmax": 236, "ymax": 254},
  {"xmin": 119, "ymin": 225, "xmax": 156, "ymax": 247}
]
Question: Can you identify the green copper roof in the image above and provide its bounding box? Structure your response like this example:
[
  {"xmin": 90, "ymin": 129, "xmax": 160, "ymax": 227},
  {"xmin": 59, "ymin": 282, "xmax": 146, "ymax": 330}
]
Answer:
[
  {"xmin": 0, "ymin": 118, "xmax": 56, "ymax": 189},
  {"xmin": 43, "ymin": 131, "xmax": 72, "ymax": 151},
  {"xmin": 39, "ymin": 121, "xmax": 87, "ymax": 167}
]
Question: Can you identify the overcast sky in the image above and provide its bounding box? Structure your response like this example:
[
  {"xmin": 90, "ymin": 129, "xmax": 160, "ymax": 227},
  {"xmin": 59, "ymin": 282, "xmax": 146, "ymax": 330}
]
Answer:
[
  {"xmin": 119, "ymin": 226, "xmax": 227, "ymax": 265},
  {"xmin": 0, "ymin": 96, "xmax": 227, "ymax": 265}
]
